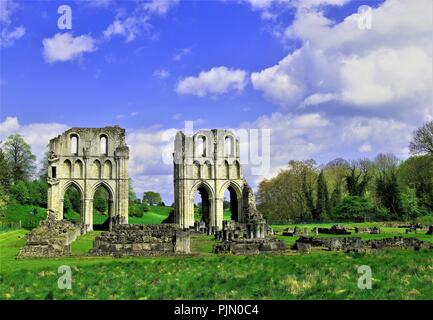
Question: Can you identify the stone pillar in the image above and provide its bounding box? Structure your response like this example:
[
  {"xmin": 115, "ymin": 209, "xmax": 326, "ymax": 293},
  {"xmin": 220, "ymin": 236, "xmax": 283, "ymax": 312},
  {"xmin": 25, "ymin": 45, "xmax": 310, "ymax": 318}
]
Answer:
[
  {"xmin": 83, "ymin": 198, "xmax": 93, "ymax": 232},
  {"xmin": 214, "ymin": 197, "xmax": 224, "ymax": 230}
]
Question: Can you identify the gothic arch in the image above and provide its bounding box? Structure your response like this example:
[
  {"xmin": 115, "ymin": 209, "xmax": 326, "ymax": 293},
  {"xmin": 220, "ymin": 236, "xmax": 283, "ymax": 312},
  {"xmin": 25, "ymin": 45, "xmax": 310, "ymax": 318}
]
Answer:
[
  {"xmin": 47, "ymin": 126, "xmax": 130, "ymax": 232},
  {"xmin": 173, "ymin": 129, "xmax": 247, "ymax": 229}
]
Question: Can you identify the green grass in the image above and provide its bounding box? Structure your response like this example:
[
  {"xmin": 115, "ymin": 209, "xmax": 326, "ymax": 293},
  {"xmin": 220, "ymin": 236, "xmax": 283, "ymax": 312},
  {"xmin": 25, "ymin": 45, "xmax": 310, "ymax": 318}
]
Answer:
[
  {"xmin": 1, "ymin": 206, "xmax": 432, "ymax": 300},
  {"xmin": 0, "ymin": 228, "xmax": 432, "ymax": 299}
]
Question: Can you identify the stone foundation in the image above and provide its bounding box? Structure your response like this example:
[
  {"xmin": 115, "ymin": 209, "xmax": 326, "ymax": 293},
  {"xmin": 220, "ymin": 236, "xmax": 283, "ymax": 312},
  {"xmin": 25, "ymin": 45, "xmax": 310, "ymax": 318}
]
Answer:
[
  {"xmin": 213, "ymin": 238, "xmax": 286, "ymax": 255},
  {"xmin": 17, "ymin": 215, "xmax": 82, "ymax": 258},
  {"xmin": 90, "ymin": 224, "xmax": 191, "ymax": 257},
  {"xmin": 317, "ymin": 225, "xmax": 351, "ymax": 235},
  {"xmin": 294, "ymin": 236, "xmax": 432, "ymax": 253}
]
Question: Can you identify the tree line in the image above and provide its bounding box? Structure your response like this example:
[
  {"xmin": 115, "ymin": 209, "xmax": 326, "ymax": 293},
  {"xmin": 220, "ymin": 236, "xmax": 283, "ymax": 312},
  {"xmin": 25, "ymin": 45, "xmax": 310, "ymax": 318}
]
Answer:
[{"xmin": 257, "ymin": 121, "xmax": 433, "ymax": 223}]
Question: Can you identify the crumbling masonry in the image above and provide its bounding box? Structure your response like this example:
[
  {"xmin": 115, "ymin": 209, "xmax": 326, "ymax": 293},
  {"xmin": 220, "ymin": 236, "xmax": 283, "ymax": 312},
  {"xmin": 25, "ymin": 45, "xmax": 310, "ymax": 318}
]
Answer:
[{"xmin": 46, "ymin": 126, "xmax": 130, "ymax": 232}]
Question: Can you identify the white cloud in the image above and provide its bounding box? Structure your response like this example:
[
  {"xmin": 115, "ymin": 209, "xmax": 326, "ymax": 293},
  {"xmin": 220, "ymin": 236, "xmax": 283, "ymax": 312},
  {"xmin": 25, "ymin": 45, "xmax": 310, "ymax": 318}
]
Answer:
[
  {"xmin": 176, "ymin": 66, "xmax": 248, "ymax": 97},
  {"xmin": 154, "ymin": 68, "xmax": 170, "ymax": 79},
  {"xmin": 103, "ymin": 0, "xmax": 179, "ymax": 42},
  {"xmin": 173, "ymin": 47, "xmax": 192, "ymax": 61},
  {"xmin": 250, "ymin": 0, "xmax": 433, "ymax": 122},
  {"xmin": 359, "ymin": 143, "xmax": 372, "ymax": 153},
  {"xmin": 42, "ymin": 33, "xmax": 97, "ymax": 63},
  {"xmin": 0, "ymin": 0, "xmax": 25, "ymax": 48},
  {"xmin": 0, "ymin": 117, "xmax": 69, "ymax": 165},
  {"xmin": 141, "ymin": 0, "xmax": 180, "ymax": 16},
  {"xmin": 0, "ymin": 25, "xmax": 24, "ymax": 47},
  {"xmin": 103, "ymin": 17, "xmax": 149, "ymax": 42}
]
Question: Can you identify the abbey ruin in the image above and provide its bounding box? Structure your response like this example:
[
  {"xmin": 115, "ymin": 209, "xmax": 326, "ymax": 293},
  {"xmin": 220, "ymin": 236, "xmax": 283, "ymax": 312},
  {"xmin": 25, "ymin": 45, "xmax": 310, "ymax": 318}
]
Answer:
[
  {"xmin": 46, "ymin": 126, "xmax": 130, "ymax": 232},
  {"xmin": 19, "ymin": 126, "xmax": 285, "ymax": 258}
]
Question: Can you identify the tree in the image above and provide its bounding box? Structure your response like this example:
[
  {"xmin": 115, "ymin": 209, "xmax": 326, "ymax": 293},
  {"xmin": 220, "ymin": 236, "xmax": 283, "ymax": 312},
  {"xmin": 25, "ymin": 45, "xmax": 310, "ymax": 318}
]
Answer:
[
  {"xmin": 345, "ymin": 160, "xmax": 372, "ymax": 197},
  {"xmin": 409, "ymin": 121, "xmax": 433, "ymax": 155},
  {"xmin": 316, "ymin": 170, "xmax": 330, "ymax": 218},
  {"xmin": 142, "ymin": 191, "xmax": 162, "ymax": 206},
  {"xmin": 93, "ymin": 188, "xmax": 108, "ymax": 213},
  {"xmin": 0, "ymin": 185, "xmax": 9, "ymax": 214},
  {"xmin": 257, "ymin": 160, "xmax": 317, "ymax": 223},
  {"xmin": 334, "ymin": 196, "xmax": 377, "ymax": 221},
  {"xmin": 3, "ymin": 134, "xmax": 36, "ymax": 183},
  {"xmin": 10, "ymin": 181, "xmax": 30, "ymax": 204},
  {"xmin": 0, "ymin": 147, "xmax": 12, "ymax": 189},
  {"xmin": 38, "ymin": 147, "xmax": 49, "ymax": 180},
  {"xmin": 128, "ymin": 178, "xmax": 137, "ymax": 204},
  {"xmin": 375, "ymin": 171, "xmax": 402, "ymax": 216},
  {"xmin": 398, "ymin": 155, "xmax": 433, "ymax": 211}
]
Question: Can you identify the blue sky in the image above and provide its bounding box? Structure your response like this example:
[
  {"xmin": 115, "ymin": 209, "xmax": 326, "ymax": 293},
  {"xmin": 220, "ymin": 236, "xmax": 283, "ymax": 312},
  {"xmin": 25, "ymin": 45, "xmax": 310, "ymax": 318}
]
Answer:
[{"xmin": 0, "ymin": 0, "xmax": 432, "ymax": 202}]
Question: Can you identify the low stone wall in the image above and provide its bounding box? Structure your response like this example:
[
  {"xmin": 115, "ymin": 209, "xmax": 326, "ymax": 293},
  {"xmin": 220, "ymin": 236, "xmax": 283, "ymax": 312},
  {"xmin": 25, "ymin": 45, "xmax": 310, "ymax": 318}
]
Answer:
[
  {"xmin": 90, "ymin": 224, "xmax": 190, "ymax": 257},
  {"xmin": 213, "ymin": 238, "xmax": 286, "ymax": 255},
  {"xmin": 17, "ymin": 217, "xmax": 82, "ymax": 258},
  {"xmin": 318, "ymin": 225, "xmax": 351, "ymax": 235},
  {"xmin": 355, "ymin": 227, "xmax": 380, "ymax": 234},
  {"xmin": 294, "ymin": 236, "xmax": 432, "ymax": 253}
]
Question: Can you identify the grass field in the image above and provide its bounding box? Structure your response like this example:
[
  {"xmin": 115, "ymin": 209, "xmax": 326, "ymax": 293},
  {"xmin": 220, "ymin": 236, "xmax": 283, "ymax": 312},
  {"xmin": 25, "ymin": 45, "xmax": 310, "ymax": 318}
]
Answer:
[
  {"xmin": 1, "ymin": 225, "xmax": 432, "ymax": 300},
  {"xmin": 1, "ymin": 204, "xmax": 432, "ymax": 300}
]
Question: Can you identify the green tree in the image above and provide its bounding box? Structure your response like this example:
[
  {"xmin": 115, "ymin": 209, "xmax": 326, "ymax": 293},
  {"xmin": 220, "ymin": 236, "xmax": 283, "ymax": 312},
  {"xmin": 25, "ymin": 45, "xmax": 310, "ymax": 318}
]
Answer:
[
  {"xmin": 3, "ymin": 134, "xmax": 36, "ymax": 183},
  {"xmin": 0, "ymin": 185, "xmax": 9, "ymax": 214},
  {"xmin": 316, "ymin": 170, "xmax": 329, "ymax": 218},
  {"xmin": 334, "ymin": 196, "xmax": 377, "ymax": 221},
  {"xmin": 345, "ymin": 160, "xmax": 371, "ymax": 197},
  {"xmin": 10, "ymin": 180, "xmax": 30, "ymax": 204},
  {"xmin": 398, "ymin": 155, "xmax": 433, "ymax": 211},
  {"xmin": 0, "ymin": 147, "xmax": 12, "ymax": 189},
  {"xmin": 93, "ymin": 188, "xmax": 108, "ymax": 213},
  {"xmin": 142, "ymin": 191, "xmax": 162, "ymax": 206},
  {"xmin": 400, "ymin": 187, "xmax": 422, "ymax": 220},
  {"xmin": 375, "ymin": 171, "xmax": 402, "ymax": 216}
]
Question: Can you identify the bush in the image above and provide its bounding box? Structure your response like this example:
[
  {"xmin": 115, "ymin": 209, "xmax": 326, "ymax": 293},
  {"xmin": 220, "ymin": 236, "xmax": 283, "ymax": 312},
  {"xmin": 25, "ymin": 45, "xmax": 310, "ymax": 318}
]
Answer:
[{"xmin": 333, "ymin": 196, "xmax": 378, "ymax": 221}]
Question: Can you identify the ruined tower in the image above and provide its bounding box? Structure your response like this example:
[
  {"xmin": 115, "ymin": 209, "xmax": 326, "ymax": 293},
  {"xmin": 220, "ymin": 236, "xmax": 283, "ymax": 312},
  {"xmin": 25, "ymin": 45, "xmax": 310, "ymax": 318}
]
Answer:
[
  {"xmin": 46, "ymin": 126, "xmax": 129, "ymax": 232},
  {"xmin": 173, "ymin": 129, "xmax": 246, "ymax": 230}
]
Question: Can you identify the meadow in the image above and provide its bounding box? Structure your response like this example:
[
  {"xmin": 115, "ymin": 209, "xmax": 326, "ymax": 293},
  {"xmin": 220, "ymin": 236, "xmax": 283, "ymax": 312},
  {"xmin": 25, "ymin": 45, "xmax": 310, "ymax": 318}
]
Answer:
[{"xmin": 0, "ymin": 204, "xmax": 432, "ymax": 300}]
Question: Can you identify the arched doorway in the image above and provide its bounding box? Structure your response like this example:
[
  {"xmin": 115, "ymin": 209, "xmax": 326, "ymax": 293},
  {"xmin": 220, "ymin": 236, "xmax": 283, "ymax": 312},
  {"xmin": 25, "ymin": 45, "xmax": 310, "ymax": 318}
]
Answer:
[
  {"xmin": 62, "ymin": 183, "xmax": 83, "ymax": 223},
  {"xmin": 194, "ymin": 185, "xmax": 211, "ymax": 225},
  {"xmin": 92, "ymin": 183, "xmax": 113, "ymax": 231},
  {"xmin": 221, "ymin": 183, "xmax": 241, "ymax": 223}
]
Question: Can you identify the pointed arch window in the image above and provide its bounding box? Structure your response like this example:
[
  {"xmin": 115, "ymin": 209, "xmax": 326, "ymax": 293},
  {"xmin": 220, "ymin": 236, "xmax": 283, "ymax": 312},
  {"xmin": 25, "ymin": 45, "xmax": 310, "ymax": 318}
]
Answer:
[
  {"xmin": 70, "ymin": 135, "xmax": 78, "ymax": 155},
  {"xmin": 100, "ymin": 135, "xmax": 108, "ymax": 155}
]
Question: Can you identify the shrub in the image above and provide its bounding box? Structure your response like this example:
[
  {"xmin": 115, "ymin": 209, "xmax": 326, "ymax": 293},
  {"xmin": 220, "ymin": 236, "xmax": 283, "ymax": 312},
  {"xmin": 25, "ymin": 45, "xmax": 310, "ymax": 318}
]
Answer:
[{"xmin": 333, "ymin": 196, "xmax": 377, "ymax": 221}]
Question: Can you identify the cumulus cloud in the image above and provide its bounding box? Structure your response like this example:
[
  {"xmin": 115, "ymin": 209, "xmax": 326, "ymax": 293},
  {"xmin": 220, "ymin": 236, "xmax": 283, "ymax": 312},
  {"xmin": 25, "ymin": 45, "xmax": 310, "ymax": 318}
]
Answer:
[
  {"xmin": 176, "ymin": 66, "xmax": 248, "ymax": 97},
  {"xmin": 0, "ymin": 117, "xmax": 69, "ymax": 164},
  {"xmin": 42, "ymin": 33, "xmax": 97, "ymax": 63},
  {"xmin": 250, "ymin": 0, "xmax": 433, "ymax": 122}
]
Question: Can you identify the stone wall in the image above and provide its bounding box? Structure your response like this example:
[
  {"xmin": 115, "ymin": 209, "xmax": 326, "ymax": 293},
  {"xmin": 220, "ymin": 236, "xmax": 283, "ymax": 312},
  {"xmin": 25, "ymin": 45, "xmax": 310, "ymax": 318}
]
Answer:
[
  {"xmin": 90, "ymin": 224, "xmax": 191, "ymax": 257},
  {"xmin": 18, "ymin": 215, "xmax": 82, "ymax": 258},
  {"xmin": 294, "ymin": 236, "xmax": 432, "ymax": 253},
  {"xmin": 213, "ymin": 238, "xmax": 286, "ymax": 255}
]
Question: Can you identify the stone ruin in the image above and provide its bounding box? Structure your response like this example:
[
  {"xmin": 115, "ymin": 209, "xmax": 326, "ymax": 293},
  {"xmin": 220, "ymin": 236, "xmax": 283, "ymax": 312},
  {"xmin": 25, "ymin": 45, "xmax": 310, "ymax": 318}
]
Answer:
[
  {"xmin": 293, "ymin": 236, "xmax": 432, "ymax": 254},
  {"xmin": 355, "ymin": 226, "xmax": 381, "ymax": 234},
  {"xmin": 282, "ymin": 226, "xmax": 309, "ymax": 237},
  {"xmin": 317, "ymin": 225, "xmax": 351, "ymax": 235},
  {"xmin": 90, "ymin": 224, "xmax": 190, "ymax": 257},
  {"xmin": 18, "ymin": 213, "xmax": 82, "ymax": 258},
  {"xmin": 212, "ymin": 183, "xmax": 285, "ymax": 254}
]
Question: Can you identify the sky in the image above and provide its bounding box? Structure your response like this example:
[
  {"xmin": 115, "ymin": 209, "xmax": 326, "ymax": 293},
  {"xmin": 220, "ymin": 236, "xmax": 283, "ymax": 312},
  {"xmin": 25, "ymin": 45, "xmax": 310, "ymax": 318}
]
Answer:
[{"xmin": 0, "ymin": 0, "xmax": 432, "ymax": 203}]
